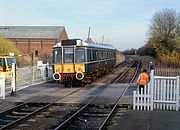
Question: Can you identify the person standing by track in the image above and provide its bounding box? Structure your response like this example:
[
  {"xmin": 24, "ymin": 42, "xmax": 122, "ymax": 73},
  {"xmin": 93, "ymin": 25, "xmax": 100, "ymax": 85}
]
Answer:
[{"xmin": 137, "ymin": 69, "xmax": 149, "ymax": 94}]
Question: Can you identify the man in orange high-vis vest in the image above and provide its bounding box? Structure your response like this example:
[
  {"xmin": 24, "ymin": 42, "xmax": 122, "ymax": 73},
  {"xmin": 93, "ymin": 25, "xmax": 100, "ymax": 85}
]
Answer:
[{"xmin": 137, "ymin": 69, "xmax": 149, "ymax": 94}]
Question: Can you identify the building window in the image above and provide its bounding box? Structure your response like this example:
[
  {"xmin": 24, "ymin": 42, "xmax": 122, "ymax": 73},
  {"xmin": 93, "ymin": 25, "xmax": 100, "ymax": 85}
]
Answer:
[{"xmin": 35, "ymin": 50, "xmax": 38, "ymax": 57}]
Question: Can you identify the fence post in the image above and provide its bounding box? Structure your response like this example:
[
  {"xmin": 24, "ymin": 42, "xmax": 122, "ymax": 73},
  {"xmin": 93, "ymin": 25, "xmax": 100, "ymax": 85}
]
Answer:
[
  {"xmin": 0, "ymin": 73, "xmax": 5, "ymax": 99},
  {"xmin": 32, "ymin": 66, "xmax": 35, "ymax": 85},
  {"xmin": 133, "ymin": 91, "xmax": 136, "ymax": 110},
  {"xmin": 150, "ymin": 70, "xmax": 154, "ymax": 111},
  {"xmin": 11, "ymin": 63, "xmax": 16, "ymax": 96},
  {"xmin": 45, "ymin": 63, "xmax": 49, "ymax": 82},
  {"xmin": 176, "ymin": 76, "xmax": 179, "ymax": 111}
]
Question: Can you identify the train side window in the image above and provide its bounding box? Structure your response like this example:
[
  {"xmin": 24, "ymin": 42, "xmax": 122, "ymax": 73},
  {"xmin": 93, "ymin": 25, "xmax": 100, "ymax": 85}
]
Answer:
[
  {"xmin": 91, "ymin": 50, "xmax": 93, "ymax": 61},
  {"xmin": 108, "ymin": 51, "xmax": 110, "ymax": 59},
  {"xmin": 92, "ymin": 50, "xmax": 97, "ymax": 61},
  {"xmin": 87, "ymin": 49, "xmax": 91, "ymax": 62},
  {"xmin": 103, "ymin": 51, "xmax": 105, "ymax": 59},
  {"xmin": 98, "ymin": 51, "xmax": 101, "ymax": 60},
  {"xmin": 105, "ymin": 51, "xmax": 108, "ymax": 59},
  {"xmin": 110, "ymin": 51, "xmax": 113, "ymax": 58},
  {"xmin": 97, "ymin": 51, "xmax": 100, "ymax": 60}
]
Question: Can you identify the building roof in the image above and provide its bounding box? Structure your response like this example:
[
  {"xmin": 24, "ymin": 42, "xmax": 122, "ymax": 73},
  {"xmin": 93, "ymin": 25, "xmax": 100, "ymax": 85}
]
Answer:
[{"xmin": 0, "ymin": 26, "xmax": 65, "ymax": 39}]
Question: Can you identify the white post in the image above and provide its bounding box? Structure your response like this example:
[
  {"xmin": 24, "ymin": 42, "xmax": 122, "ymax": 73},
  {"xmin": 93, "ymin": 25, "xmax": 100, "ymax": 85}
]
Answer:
[
  {"xmin": 176, "ymin": 76, "xmax": 179, "ymax": 111},
  {"xmin": 133, "ymin": 91, "xmax": 136, "ymax": 110},
  {"xmin": 11, "ymin": 63, "xmax": 16, "ymax": 96},
  {"xmin": 45, "ymin": 62, "xmax": 49, "ymax": 82},
  {"xmin": 0, "ymin": 73, "xmax": 5, "ymax": 99},
  {"xmin": 150, "ymin": 70, "xmax": 154, "ymax": 111},
  {"xmin": 32, "ymin": 66, "xmax": 35, "ymax": 85}
]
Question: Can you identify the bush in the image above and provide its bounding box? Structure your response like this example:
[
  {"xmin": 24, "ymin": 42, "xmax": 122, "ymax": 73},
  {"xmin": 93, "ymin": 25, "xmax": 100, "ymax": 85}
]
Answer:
[
  {"xmin": 159, "ymin": 51, "xmax": 180, "ymax": 67},
  {"xmin": 0, "ymin": 37, "xmax": 20, "ymax": 57}
]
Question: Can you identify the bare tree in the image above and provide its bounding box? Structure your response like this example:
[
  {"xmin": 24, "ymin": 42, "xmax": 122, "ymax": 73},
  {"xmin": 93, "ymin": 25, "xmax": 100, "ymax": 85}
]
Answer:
[{"xmin": 148, "ymin": 9, "xmax": 180, "ymax": 55}]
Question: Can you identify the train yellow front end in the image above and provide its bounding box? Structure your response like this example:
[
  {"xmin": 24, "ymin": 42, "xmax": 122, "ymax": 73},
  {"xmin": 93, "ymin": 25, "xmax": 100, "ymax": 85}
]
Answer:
[{"xmin": 52, "ymin": 41, "xmax": 86, "ymax": 87}]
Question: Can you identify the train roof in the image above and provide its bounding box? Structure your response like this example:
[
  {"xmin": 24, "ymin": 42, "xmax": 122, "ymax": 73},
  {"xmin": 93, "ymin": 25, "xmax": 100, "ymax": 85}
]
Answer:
[{"xmin": 53, "ymin": 39, "xmax": 115, "ymax": 50}]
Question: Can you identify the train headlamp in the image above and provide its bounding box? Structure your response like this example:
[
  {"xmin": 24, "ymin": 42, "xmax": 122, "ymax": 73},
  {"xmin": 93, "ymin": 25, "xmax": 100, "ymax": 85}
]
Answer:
[
  {"xmin": 76, "ymin": 72, "xmax": 84, "ymax": 80},
  {"xmin": 53, "ymin": 72, "xmax": 61, "ymax": 80}
]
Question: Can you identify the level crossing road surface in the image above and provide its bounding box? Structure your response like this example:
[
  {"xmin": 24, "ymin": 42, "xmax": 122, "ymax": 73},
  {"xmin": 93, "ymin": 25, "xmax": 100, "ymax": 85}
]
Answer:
[
  {"xmin": 4, "ymin": 82, "xmax": 130, "ymax": 104},
  {"xmin": 2, "ymin": 82, "xmax": 180, "ymax": 130}
]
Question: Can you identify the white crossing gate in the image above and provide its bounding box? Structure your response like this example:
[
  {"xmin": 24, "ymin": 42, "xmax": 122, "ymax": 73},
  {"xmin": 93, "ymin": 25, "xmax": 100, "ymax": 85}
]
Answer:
[
  {"xmin": 0, "ymin": 73, "xmax": 5, "ymax": 99},
  {"xmin": 133, "ymin": 85, "xmax": 151, "ymax": 110},
  {"xmin": 133, "ymin": 70, "xmax": 180, "ymax": 111}
]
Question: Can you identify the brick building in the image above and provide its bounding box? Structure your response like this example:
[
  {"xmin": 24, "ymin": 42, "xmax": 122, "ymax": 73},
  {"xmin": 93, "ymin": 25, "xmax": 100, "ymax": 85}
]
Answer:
[{"xmin": 0, "ymin": 26, "xmax": 68, "ymax": 59}]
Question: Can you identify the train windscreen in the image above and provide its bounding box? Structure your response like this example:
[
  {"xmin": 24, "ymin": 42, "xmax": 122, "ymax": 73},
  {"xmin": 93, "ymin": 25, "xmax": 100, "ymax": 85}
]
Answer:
[
  {"xmin": 6, "ymin": 58, "xmax": 17, "ymax": 68},
  {"xmin": 64, "ymin": 47, "xmax": 74, "ymax": 63},
  {"xmin": 76, "ymin": 47, "xmax": 85, "ymax": 63}
]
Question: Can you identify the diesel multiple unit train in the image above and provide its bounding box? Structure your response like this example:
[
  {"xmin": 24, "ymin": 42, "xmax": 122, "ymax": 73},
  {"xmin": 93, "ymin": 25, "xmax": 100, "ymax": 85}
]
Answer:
[{"xmin": 52, "ymin": 39, "xmax": 116, "ymax": 87}]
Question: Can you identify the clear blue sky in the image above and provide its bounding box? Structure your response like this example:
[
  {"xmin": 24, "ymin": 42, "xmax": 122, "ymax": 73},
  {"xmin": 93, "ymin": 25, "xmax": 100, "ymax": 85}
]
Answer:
[{"xmin": 0, "ymin": 0, "xmax": 179, "ymax": 50}]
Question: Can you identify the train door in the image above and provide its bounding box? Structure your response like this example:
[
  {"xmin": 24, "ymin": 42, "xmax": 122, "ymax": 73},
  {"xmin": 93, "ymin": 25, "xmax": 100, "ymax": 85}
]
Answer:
[
  {"xmin": 62, "ymin": 47, "xmax": 75, "ymax": 87},
  {"xmin": 63, "ymin": 47, "xmax": 75, "ymax": 73}
]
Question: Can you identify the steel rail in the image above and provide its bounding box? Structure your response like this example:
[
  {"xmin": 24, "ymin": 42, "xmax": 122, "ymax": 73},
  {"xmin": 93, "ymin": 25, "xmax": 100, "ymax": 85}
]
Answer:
[
  {"xmin": 111, "ymin": 61, "xmax": 135, "ymax": 83},
  {"xmin": 0, "ymin": 87, "xmax": 62, "ymax": 116},
  {"xmin": 54, "ymin": 93, "xmax": 99, "ymax": 130},
  {"xmin": 98, "ymin": 61, "xmax": 141, "ymax": 130},
  {"xmin": 0, "ymin": 87, "xmax": 83, "ymax": 130},
  {"xmin": 53, "ymin": 84, "xmax": 110, "ymax": 130},
  {"xmin": 53, "ymin": 61, "xmax": 138, "ymax": 130}
]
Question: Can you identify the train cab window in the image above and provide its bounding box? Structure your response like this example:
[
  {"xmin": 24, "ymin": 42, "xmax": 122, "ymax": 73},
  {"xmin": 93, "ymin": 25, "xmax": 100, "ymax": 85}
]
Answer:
[
  {"xmin": 64, "ymin": 47, "xmax": 74, "ymax": 63},
  {"xmin": 6, "ymin": 58, "xmax": 16, "ymax": 68},
  {"xmin": 53, "ymin": 47, "xmax": 62, "ymax": 63},
  {"xmin": 0, "ymin": 58, "xmax": 3, "ymax": 66},
  {"xmin": 0, "ymin": 58, "xmax": 6, "ymax": 72},
  {"xmin": 76, "ymin": 47, "xmax": 85, "ymax": 63}
]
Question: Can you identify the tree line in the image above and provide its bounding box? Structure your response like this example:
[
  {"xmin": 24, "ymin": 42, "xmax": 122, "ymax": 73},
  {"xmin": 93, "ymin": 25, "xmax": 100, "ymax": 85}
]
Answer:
[{"xmin": 124, "ymin": 9, "xmax": 180, "ymax": 67}]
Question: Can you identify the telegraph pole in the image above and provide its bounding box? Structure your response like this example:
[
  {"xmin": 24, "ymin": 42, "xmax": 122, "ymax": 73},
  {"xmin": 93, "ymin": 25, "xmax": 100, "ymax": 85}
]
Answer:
[
  {"xmin": 87, "ymin": 27, "xmax": 91, "ymax": 43},
  {"xmin": 101, "ymin": 35, "xmax": 104, "ymax": 44}
]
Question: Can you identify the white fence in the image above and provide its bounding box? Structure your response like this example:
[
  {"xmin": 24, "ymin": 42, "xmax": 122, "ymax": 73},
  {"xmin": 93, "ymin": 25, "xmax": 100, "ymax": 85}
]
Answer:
[
  {"xmin": 133, "ymin": 70, "xmax": 180, "ymax": 111},
  {"xmin": 0, "ymin": 73, "xmax": 5, "ymax": 99},
  {"xmin": 4, "ymin": 64, "xmax": 53, "ymax": 94},
  {"xmin": 154, "ymin": 68, "xmax": 180, "ymax": 77}
]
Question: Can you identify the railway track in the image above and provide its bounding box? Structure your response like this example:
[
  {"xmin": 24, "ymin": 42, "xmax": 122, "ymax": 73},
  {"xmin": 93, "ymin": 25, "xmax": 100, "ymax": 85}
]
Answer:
[
  {"xmin": 0, "ymin": 82, "xmax": 113, "ymax": 130},
  {"xmin": 52, "ymin": 61, "xmax": 141, "ymax": 130},
  {"xmin": 0, "ymin": 60, "xmax": 140, "ymax": 130},
  {"xmin": 0, "ymin": 86, "xmax": 85, "ymax": 130}
]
